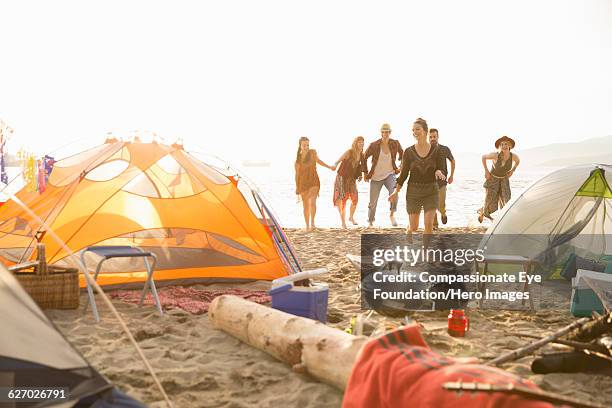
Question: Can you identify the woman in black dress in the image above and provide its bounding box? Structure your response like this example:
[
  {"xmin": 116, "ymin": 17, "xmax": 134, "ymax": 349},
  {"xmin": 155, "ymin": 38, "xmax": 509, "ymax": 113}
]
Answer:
[{"xmin": 389, "ymin": 118, "xmax": 446, "ymax": 245}]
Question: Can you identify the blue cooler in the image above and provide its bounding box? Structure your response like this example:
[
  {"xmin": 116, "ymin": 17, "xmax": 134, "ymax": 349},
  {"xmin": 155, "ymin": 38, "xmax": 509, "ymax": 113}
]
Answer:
[
  {"xmin": 570, "ymin": 269, "xmax": 612, "ymax": 317},
  {"xmin": 268, "ymin": 268, "xmax": 329, "ymax": 323}
]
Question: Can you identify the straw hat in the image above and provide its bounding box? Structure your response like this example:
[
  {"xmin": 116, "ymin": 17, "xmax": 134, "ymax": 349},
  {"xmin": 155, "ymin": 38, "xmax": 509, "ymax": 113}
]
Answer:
[
  {"xmin": 380, "ymin": 123, "xmax": 392, "ymax": 132},
  {"xmin": 495, "ymin": 135, "xmax": 515, "ymax": 149}
]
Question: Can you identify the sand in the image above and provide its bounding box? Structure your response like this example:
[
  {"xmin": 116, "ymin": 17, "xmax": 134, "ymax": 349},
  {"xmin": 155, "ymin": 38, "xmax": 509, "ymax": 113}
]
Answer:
[
  {"xmin": 48, "ymin": 289, "xmax": 342, "ymax": 408},
  {"xmin": 47, "ymin": 227, "xmax": 612, "ymax": 407}
]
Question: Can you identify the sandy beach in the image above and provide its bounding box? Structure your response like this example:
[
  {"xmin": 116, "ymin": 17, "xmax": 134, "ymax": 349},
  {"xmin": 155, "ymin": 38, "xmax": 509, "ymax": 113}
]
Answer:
[
  {"xmin": 46, "ymin": 227, "xmax": 612, "ymax": 407},
  {"xmin": 3, "ymin": 2, "xmax": 611, "ymax": 407}
]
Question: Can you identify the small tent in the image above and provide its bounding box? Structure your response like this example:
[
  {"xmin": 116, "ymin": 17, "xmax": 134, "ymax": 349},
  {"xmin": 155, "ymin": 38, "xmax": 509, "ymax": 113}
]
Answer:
[
  {"xmin": 0, "ymin": 140, "xmax": 297, "ymax": 287},
  {"xmin": 0, "ymin": 262, "xmax": 145, "ymax": 407},
  {"xmin": 479, "ymin": 164, "xmax": 612, "ymax": 276}
]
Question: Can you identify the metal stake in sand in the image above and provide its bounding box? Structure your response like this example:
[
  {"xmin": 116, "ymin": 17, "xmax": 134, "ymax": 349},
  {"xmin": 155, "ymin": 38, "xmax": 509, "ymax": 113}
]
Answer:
[
  {"xmin": 443, "ymin": 381, "xmax": 606, "ymax": 408},
  {"xmin": 8, "ymin": 194, "xmax": 173, "ymax": 408}
]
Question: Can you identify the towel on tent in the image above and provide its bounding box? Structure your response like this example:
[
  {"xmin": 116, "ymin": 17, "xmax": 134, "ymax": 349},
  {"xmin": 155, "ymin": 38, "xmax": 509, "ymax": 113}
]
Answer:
[
  {"xmin": 343, "ymin": 324, "xmax": 566, "ymax": 408},
  {"xmin": 109, "ymin": 286, "xmax": 270, "ymax": 314}
]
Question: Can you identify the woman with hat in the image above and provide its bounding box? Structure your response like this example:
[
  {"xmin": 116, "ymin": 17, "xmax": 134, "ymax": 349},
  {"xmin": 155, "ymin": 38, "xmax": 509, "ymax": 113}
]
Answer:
[
  {"xmin": 295, "ymin": 136, "xmax": 336, "ymax": 231},
  {"xmin": 477, "ymin": 135, "xmax": 520, "ymax": 223},
  {"xmin": 364, "ymin": 123, "xmax": 404, "ymax": 227}
]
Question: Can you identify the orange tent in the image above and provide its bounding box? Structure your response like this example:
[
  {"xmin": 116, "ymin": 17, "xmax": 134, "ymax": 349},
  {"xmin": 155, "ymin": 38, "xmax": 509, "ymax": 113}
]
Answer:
[{"xmin": 0, "ymin": 140, "xmax": 294, "ymax": 287}]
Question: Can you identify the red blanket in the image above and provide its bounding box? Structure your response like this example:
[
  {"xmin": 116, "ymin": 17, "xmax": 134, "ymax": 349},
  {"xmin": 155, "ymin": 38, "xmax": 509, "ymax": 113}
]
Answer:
[
  {"xmin": 343, "ymin": 325, "xmax": 566, "ymax": 408},
  {"xmin": 109, "ymin": 287, "xmax": 270, "ymax": 315}
]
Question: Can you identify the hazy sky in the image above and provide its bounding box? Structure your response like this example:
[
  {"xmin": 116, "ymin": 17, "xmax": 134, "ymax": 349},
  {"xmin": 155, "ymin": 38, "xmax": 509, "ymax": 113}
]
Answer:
[{"xmin": 1, "ymin": 0, "xmax": 611, "ymax": 164}]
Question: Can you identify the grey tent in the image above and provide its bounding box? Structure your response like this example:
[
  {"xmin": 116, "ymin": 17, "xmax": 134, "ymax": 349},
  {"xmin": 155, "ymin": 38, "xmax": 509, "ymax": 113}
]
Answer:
[
  {"xmin": 479, "ymin": 164, "xmax": 612, "ymax": 277},
  {"xmin": 0, "ymin": 262, "xmax": 146, "ymax": 407}
]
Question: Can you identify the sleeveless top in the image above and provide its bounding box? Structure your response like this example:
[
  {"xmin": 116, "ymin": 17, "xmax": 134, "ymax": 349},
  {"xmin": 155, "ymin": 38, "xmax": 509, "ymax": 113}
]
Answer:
[
  {"xmin": 295, "ymin": 149, "xmax": 320, "ymax": 194},
  {"xmin": 491, "ymin": 152, "xmax": 513, "ymax": 177}
]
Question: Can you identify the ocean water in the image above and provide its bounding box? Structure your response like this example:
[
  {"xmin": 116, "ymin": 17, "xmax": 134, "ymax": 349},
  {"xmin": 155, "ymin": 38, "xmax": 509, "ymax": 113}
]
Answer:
[
  {"xmin": 1, "ymin": 162, "xmax": 558, "ymax": 229},
  {"xmin": 238, "ymin": 162, "xmax": 559, "ymax": 229}
]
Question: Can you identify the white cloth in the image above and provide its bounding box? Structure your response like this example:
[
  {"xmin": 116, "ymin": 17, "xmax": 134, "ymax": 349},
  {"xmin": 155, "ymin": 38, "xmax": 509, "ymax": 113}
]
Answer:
[{"xmin": 371, "ymin": 149, "xmax": 394, "ymax": 181}]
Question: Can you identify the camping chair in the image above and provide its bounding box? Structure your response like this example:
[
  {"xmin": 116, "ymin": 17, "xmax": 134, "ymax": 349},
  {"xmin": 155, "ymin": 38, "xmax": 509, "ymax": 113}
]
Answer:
[
  {"xmin": 80, "ymin": 246, "xmax": 163, "ymax": 322},
  {"xmin": 474, "ymin": 254, "xmax": 537, "ymax": 310}
]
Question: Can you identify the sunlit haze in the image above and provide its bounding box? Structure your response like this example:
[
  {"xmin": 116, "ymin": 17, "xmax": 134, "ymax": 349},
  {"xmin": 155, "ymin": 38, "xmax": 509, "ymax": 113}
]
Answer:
[{"xmin": 1, "ymin": 0, "xmax": 611, "ymax": 165}]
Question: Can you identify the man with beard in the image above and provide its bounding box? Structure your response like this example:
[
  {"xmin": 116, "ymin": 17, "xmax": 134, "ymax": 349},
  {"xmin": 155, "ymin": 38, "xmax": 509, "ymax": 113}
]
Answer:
[{"xmin": 428, "ymin": 128, "xmax": 455, "ymax": 229}]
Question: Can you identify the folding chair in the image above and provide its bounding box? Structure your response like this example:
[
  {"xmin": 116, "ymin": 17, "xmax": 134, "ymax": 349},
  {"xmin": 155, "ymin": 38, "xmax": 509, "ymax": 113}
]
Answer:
[
  {"xmin": 80, "ymin": 245, "xmax": 163, "ymax": 322},
  {"xmin": 474, "ymin": 254, "xmax": 537, "ymax": 310}
]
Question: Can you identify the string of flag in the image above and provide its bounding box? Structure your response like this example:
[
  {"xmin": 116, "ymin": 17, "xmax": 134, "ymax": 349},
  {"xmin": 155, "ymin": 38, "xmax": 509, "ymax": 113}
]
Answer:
[{"xmin": 17, "ymin": 150, "xmax": 55, "ymax": 194}]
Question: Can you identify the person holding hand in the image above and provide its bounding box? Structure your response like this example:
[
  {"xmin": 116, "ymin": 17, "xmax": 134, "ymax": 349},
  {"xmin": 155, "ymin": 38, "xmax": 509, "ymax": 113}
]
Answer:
[
  {"xmin": 364, "ymin": 123, "xmax": 403, "ymax": 227},
  {"xmin": 333, "ymin": 136, "xmax": 366, "ymax": 228},
  {"xmin": 294, "ymin": 136, "xmax": 336, "ymax": 231}
]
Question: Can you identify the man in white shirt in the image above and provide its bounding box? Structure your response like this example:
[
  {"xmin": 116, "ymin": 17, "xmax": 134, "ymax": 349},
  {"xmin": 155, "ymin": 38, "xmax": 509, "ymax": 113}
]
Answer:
[{"xmin": 364, "ymin": 123, "xmax": 403, "ymax": 227}]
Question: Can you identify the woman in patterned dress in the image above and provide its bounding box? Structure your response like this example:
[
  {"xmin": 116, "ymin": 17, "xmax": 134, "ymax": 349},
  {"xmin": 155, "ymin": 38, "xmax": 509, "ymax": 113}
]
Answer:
[
  {"xmin": 477, "ymin": 136, "xmax": 520, "ymax": 222},
  {"xmin": 333, "ymin": 136, "xmax": 366, "ymax": 228}
]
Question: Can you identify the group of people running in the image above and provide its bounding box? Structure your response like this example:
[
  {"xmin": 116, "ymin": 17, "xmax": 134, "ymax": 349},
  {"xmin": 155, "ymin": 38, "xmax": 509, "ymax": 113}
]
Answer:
[{"xmin": 294, "ymin": 117, "xmax": 520, "ymax": 241}]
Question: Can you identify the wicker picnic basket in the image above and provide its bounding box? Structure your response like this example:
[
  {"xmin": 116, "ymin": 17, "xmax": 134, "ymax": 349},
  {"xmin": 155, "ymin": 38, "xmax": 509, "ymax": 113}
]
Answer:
[{"xmin": 12, "ymin": 244, "xmax": 79, "ymax": 310}]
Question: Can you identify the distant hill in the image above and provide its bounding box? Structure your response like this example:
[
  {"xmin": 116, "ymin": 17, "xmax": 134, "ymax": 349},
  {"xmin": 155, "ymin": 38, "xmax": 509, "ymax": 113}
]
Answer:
[
  {"xmin": 456, "ymin": 135, "xmax": 612, "ymax": 168},
  {"xmin": 538, "ymin": 153, "xmax": 612, "ymax": 167},
  {"xmin": 516, "ymin": 135, "xmax": 612, "ymax": 167}
]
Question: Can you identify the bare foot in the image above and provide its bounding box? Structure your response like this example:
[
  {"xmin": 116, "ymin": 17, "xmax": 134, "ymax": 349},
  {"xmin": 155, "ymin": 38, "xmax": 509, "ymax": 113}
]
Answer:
[
  {"xmin": 390, "ymin": 214, "xmax": 398, "ymax": 227},
  {"xmin": 349, "ymin": 218, "xmax": 357, "ymax": 225},
  {"xmin": 341, "ymin": 222, "xmax": 347, "ymax": 229}
]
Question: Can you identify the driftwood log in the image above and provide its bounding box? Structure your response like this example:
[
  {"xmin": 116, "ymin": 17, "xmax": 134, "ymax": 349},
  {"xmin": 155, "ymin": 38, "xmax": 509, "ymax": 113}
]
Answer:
[
  {"xmin": 512, "ymin": 332, "xmax": 608, "ymax": 354},
  {"xmin": 486, "ymin": 318, "xmax": 590, "ymax": 366},
  {"xmin": 208, "ymin": 295, "xmax": 368, "ymax": 390},
  {"xmin": 567, "ymin": 311, "xmax": 612, "ymax": 343},
  {"xmin": 531, "ymin": 351, "xmax": 612, "ymax": 376}
]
